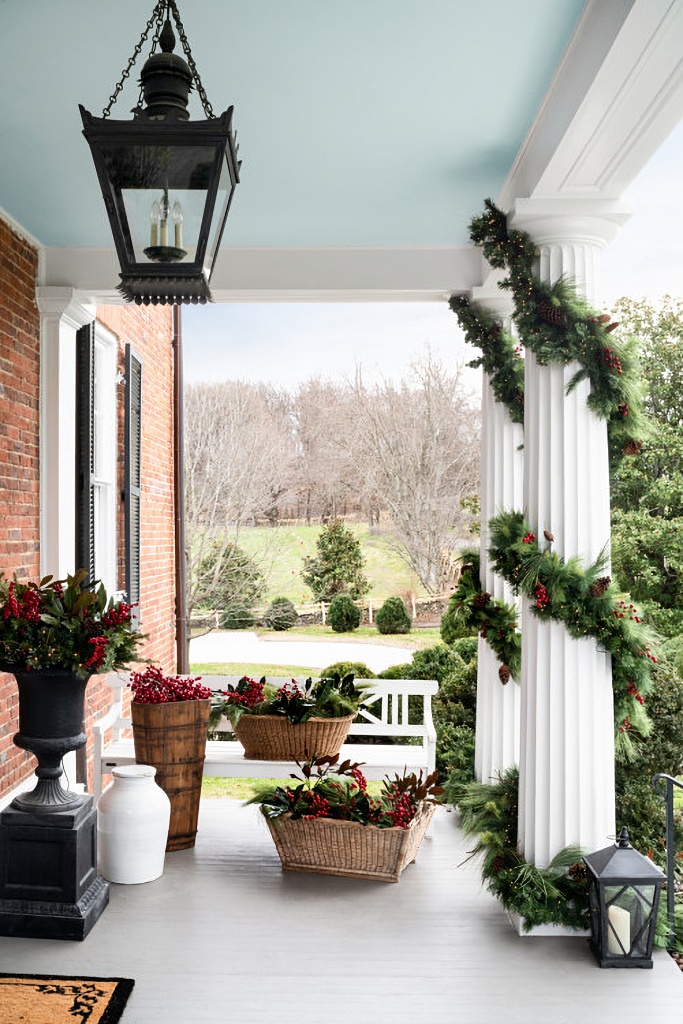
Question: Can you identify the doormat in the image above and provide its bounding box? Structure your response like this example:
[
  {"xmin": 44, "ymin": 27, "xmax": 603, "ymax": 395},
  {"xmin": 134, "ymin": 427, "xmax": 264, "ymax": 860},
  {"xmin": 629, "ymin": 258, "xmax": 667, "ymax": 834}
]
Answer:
[{"xmin": 0, "ymin": 973, "xmax": 134, "ymax": 1024}]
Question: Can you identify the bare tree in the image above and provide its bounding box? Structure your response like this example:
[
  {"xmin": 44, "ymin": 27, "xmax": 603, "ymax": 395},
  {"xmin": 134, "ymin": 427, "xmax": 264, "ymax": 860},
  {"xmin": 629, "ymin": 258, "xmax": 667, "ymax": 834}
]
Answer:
[
  {"xmin": 352, "ymin": 356, "xmax": 480, "ymax": 593},
  {"xmin": 291, "ymin": 379, "xmax": 359, "ymax": 523},
  {"xmin": 184, "ymin": 382, "xmax": 297, "ymax": 636}
]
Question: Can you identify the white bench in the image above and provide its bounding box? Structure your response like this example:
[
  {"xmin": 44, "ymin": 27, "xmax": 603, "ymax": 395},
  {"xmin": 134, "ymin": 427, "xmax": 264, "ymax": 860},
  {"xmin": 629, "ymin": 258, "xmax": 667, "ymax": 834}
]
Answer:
[{"xmin": 92, "ymin": 674, "xmax": 438, "ymax": 800}]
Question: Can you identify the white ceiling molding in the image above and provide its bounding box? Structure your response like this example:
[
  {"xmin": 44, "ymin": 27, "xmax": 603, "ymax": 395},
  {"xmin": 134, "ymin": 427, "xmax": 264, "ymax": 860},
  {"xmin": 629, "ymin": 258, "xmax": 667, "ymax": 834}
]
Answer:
[
  {"xmin": 500, "ymin": 0, "xmax": 683, "ymax": 206},
  {"xmin": 43, "ymin": 245, "xmax": 483, "ymax": 305}
]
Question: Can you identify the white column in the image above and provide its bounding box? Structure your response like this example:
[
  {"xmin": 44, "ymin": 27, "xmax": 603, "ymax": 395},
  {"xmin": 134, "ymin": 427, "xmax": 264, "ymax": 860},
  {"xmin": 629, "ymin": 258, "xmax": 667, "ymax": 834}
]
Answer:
[
  {"xmin": 470, "ymin": 285, "xmax": 523, "ymax": 783},
  {"xmin": 36, "ymin": 287, "xmax": 95, "ymax": 579},
  {"xmin": 509, "ymin": 198, "xmax": 629, "ymax": 868}
]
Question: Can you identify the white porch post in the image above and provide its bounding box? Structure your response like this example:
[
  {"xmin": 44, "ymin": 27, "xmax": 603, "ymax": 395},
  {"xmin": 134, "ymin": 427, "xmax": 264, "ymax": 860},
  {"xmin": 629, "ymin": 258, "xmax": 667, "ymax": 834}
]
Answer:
[
  {"xmin": 509, "ymin": 199, "xmax": 629, "ymax": 868},
  {"xmin": 36, "ymin": 287, "xmax": 95, "ymax": 580},
  {"xmin": 470, "ymin": 286, "xmax": 523, "ymax": 783}
]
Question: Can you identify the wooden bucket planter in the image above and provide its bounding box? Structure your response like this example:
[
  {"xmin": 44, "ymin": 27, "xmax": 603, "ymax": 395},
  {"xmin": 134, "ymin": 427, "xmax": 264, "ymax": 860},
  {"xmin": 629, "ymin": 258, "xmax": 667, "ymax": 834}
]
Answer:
[
  {"xmin": 131, "ymin": 699, "xmax": 210, "ymax": 851},
  {"xmin": 263, "ymin": 802, "xmax": 435, "ymax": 882},
  {"xmin": 233, "ymin": 713, "xmax": 355, "ymax": 761}
]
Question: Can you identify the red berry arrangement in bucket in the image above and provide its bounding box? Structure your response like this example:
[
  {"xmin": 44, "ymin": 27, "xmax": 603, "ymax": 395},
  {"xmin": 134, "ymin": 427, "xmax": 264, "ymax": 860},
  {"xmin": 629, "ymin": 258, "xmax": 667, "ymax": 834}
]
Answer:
[{"xmin": 129, "ymin": 664, "xmax": 212, "ymax": 703}]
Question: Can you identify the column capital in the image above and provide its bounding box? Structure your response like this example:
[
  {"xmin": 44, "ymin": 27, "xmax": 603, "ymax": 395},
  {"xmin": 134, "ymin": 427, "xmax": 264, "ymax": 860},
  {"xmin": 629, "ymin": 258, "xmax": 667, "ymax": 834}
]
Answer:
[
  {"xmin": 509, "ymin": 197, "xmax": 632, "ymax": 250},
  {"xmin": 36, "ymin": 287, "xmax": 95, "ymax": 330}
]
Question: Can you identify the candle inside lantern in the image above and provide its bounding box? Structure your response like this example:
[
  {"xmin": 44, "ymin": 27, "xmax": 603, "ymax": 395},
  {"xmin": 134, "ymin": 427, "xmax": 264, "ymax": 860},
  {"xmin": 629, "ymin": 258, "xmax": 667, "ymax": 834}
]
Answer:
[
  {"xmin": 607, "ymin": 904, "xmax": 631, "ymax": 955},
  {"xmin": 159, "ymin": 192, "xmax": 169, "ymax": 247},
  {"xmin": 173, "ymin": 200, "xmax": 183, "ymax": 249},
  {"xmin": 150, "ymin": 200, "xmax": 160, "ymax": 247}
]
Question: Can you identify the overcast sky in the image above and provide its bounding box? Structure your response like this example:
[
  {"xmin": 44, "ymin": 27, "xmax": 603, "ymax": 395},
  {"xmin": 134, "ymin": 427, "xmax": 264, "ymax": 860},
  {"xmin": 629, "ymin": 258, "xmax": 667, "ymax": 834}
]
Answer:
[{"xmin": 182, "ymin": 121, "xmax": 683, "ymax": 392}]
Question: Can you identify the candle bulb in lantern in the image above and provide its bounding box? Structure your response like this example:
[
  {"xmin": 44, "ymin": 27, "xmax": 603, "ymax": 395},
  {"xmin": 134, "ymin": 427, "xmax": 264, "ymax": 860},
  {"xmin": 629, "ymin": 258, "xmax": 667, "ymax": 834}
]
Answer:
[
  {"xmin": 607, "ymin": 904, "xmax": 631, "ymax": 955},
  {"xmin": 159, "ymin": 191, "xmax": 168, "ymax": 247},
  {"xmin": 173, "ymin": 200, "xmax": 183, "ymax": 249},
  {"xmin": 150, "ymin": 200, "xmax": 160, "ymax": 247}
]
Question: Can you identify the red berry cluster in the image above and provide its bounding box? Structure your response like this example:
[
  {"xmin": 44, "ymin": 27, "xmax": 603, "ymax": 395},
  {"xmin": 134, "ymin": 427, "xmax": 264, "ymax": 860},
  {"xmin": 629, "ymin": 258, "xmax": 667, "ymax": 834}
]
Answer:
[
  {"xmin": 637, "ymin": 646, "xmax": 658, "ymax": 664},
  {"xmin": 386, "ymin": 786, "xmax": 417, "ymax": 829},
  {"xmin": 302, "ymin": 792, "xmax": 331, "ymax": 820},
  {"xmin": 2, "ymin": 581, "xmax": 42, "ymax": 622},
  {"xmin": 102, "ymin": 601, "xmax": 134, "ymax": 629},
  {"xmin": 627, "ymin": 682, "xmax": 645, "ymax": 706},
  {"xmin": 522, "ymin": 532, "xmax": 536, "ymax": 544},
  {"xmin": 85, "ymin": 635, "xmax": 108, "ymax": 670},
  {"xmin": 614, "ymin": 599, "xmax": 641, "ymax": 623},
  {"xmin": 277, "ymin": 681, "xmax": 304, "ymax": 701},
  {"xmin": 618, "ymin": 404, "xmax": 629, "ymax": 418},
  {"xmin": 223, "ymin": 676, "xmax": 265, "ymax": 708},
  {"xmin": 601, "ymin": 347, "xmax": 623, "ymax": 374},
  {"xmin": 129, "ymin": 664, "xmax": 212, "ymax": 704},
  {"xmin": 534, "ymin": 583, "xmax": 550, "ymax": 609},
  {"xmin": 619, "ymin": 716, "xmax": 632, "ymax": 733},
  {"xmin": 351, "ymin": 766, "xmax": 367, "ymax": 792}
]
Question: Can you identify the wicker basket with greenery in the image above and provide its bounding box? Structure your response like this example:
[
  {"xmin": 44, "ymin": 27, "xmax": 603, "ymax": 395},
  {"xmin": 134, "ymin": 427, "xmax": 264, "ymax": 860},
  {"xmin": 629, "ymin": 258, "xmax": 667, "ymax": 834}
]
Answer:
[
  {"xmin": 210, "ymin": 674, "xmax": 370, "ymax": 761},
  {"xmin": 252, "ymin": 755, "xmax": 443, "ymax": 881}
]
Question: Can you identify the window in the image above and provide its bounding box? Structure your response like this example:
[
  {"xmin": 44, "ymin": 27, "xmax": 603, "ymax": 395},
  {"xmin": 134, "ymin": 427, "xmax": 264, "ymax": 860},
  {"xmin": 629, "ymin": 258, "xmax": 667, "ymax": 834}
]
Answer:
[
  {"xmin": 124, "ymin": 346, "xmax": 142, "ymax": 626},
  {"xmin": 75, "ymin": 322, "xmax": 118, "ymax": 597}
]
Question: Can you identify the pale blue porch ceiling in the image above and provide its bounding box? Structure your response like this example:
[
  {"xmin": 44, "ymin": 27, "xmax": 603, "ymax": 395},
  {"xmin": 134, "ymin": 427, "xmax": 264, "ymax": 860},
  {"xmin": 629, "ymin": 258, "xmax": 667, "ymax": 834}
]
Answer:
[{"xmin": 0, "ymin": 0, "xmax": 585, "ymax": 250}]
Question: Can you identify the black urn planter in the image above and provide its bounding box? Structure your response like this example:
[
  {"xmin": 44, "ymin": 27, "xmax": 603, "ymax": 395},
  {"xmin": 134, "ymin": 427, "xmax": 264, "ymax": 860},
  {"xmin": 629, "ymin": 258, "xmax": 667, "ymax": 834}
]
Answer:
[{"xmin": 10, "ymin": 669, "xmax": 92, "ymax": 812}]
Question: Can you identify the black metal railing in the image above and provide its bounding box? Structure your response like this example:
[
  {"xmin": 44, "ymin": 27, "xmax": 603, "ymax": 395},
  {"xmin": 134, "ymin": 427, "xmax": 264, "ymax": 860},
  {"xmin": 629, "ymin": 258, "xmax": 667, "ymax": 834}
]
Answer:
[{"xmin": 652, "ymin": 772, "xmax": 682, "ymax": 950}]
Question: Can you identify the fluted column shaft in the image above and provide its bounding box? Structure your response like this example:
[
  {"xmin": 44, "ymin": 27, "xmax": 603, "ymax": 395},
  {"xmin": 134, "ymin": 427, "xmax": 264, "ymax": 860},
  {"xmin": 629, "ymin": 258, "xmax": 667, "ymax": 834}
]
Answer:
[
  {"xmin": 471, "ymin": 287, "xmax": 523, "ymax": 783},
  {"xmin": 509, "ymin": 199, "xmax": 628, "ymax": 868}
]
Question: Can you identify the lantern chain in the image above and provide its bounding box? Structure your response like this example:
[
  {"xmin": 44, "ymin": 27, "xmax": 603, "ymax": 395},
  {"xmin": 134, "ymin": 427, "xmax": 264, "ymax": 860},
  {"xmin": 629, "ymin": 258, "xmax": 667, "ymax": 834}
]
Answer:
[
  {"xmin": 167, "ymin": 0, "xmax": 215, "ymax": 118},
  {"xmin": 101, "ymin": 0, "xmax": 216, "ymax": 120},
  {"xmin": 101, "ymin": 0, "xmax": 167, "ymax": 118}
]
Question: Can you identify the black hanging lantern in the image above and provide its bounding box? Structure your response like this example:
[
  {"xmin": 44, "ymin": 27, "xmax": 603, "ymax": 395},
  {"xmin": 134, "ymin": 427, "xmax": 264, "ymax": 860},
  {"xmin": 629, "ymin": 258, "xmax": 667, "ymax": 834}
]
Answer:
[
  {"xmin": 79, "ymin": 0, "xmax": 240, "ymax": 305},
  {"xmin": 583, "ymin": 827, "xmax": 665, "ymax": 968}
]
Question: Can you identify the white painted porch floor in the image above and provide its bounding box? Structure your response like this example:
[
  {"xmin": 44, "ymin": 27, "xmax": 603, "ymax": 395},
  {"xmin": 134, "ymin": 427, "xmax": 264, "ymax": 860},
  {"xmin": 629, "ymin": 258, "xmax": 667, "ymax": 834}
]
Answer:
[{"xmin": 0, "ymin": 800, "xmax": 680, "ymax": 1024}]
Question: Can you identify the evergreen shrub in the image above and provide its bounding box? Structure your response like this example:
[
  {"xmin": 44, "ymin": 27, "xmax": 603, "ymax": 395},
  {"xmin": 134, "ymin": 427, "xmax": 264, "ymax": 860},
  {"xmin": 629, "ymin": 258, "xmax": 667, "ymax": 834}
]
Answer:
[
  {"xmin": 263, "ymin": 597, "xmax": 298, "ymax": 631},
  {"xmin": 328, "ymin": 594, "xmax": 361, "ymax": 633},
  {"xmin": 320, "ymin": 661, "xmax": 376, "ymax": 679},
  {"xmin": 220, "ymin": 603, "xmax": 255, "ymax": 630},
  {"xmin": 375, "ymin": 596, "xmax": 412, "ymax": 634}
]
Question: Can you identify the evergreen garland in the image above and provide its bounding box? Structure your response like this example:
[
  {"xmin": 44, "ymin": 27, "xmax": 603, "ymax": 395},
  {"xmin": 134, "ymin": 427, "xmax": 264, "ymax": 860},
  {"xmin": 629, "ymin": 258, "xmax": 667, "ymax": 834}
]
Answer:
[
  {"xmin": 442, "ymin": 549, "xmax": 521, "ymax": 680},
  {"xmin": 452, "ymin": 199, "xmax": 650, "ymax": 465},
  {"xmin": 457, "ymin": 766, "xmax": 589, "ymax": 931},
  {"xmin": 448, "ymin": 295, "xmax": 524, "ymax": 424},
  {"xmin": 488, "ymin": 509, "xmax": 658, "ymax": 758}
]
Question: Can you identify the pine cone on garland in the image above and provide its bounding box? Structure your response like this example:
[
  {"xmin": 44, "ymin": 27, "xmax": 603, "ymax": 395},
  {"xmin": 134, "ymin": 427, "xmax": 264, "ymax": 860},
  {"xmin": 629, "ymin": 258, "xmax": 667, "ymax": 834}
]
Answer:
[
  {"xmin": 604, "ymin": 321, "xmax": 619, "ymax": 334},
  {"xmin": 538, "ymin": 297, "xmax": 568, "ymax": 326},
  {"xmin": 473, "ymin": 591, "xmax": 492, "ymax": 610},
  {"xmin": 543, "ymin": 529, "xmax": 554, "ymax": 542},
  {"xmin": 589, "ymin": 576, "xmax": 612, "ymax": 597},
  {"xmin": 567, "ymin": 862, "xmax": 587, "ymax": 883},
  {"xmin": 498, "ymin": 664, "xmax": 511, "ymax": 686},
  {"xmin": 623, "ymin": 439, "xmax": 643, "ymax": 456}
]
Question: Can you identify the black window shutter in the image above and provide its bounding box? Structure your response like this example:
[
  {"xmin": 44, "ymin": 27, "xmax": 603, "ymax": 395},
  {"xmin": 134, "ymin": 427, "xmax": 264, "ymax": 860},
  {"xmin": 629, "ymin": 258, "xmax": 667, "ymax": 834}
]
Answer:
[
  {"xmin": 75, "ymin": 322, "xmax": 96, "ymax": 583},
  {"xmin": 124, "ymin": 346, "xmax": 142, "ymax": 625}
]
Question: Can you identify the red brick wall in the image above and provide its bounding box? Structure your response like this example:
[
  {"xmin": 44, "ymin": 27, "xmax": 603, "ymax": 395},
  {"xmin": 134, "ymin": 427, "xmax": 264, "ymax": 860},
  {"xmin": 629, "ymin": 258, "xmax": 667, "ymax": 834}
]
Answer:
[
  {"xmin": 89, "ymin": 304, "xmax": 177, "ymax": 792},
  {"xmin": 0, "ymin": 215, "xmax": 178, "ymax": 802},
  {"xmin": 0, "ymin": 219, "xmax": 41, "ymax": 795}
]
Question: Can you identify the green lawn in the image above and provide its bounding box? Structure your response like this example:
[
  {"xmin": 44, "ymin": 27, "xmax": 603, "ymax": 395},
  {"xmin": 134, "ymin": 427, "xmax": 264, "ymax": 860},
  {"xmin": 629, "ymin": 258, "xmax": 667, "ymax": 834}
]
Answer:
[{"xmin": 229, "ymin": 523, "xmax": 429, "ymax": 605}]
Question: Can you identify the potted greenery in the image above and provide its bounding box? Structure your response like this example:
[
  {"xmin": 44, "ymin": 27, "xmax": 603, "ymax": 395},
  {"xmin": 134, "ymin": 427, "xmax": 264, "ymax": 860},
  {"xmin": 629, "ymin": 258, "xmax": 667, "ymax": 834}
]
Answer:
[
  {"xmin": 0, "ymin": 570, "xmax": 144, "ymax": 811},
  {"xmin": 128, "ymin": 665, "xmax": 213, "ymax": 850},
  {"xmin": 209, "ymin": 674, "xmax": 369, "ymax": 761},
  {"xmin": 252, "ymin": 755, "xmax": 443, "ymax": 882}
]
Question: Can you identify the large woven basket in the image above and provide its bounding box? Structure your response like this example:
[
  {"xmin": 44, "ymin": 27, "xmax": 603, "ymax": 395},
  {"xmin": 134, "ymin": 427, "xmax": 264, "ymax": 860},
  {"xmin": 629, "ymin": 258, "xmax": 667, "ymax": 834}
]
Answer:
[
  {"xmin": 263, "ymin": 802, "xmax": 436, "ymax": 882},
  {"xmin": 233, "ymin": 713, "xmax": 355, "ymax": 760}
]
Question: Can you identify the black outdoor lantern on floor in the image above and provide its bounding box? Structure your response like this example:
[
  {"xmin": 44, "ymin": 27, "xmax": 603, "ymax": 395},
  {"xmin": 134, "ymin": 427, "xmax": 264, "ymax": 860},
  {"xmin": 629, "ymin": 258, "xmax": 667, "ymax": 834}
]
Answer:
[
  {"xmin": 583, "ymin": 827, "xmax": 665, "ymax": 968},
  {"xmin": 80, "ymin": 0, "xmax": 240, "ymax": 305}
]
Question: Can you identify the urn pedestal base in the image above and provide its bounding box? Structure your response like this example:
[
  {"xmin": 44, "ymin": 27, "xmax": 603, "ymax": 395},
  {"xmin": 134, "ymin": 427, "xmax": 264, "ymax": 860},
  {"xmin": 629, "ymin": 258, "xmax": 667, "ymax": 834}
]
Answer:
[{"xmin": 0, "ymin": 795, "xmax": 109, "ymax": 940}]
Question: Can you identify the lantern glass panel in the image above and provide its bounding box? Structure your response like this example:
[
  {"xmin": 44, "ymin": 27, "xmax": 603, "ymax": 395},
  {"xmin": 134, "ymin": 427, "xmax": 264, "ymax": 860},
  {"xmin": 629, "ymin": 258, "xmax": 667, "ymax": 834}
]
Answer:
[
  {"xmin": 98, "ymin": 142, "xmax": 218, "ymax": 264},
  {"xmin": 203, "ymin": 153, "xmax": 238, "ymax": 276},
  {"xmin": 605, "ymin": 884, "xmax": 658, "ymax": 958}
]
